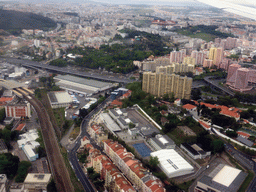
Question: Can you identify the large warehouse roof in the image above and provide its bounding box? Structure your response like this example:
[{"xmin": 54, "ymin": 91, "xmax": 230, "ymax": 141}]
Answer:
[
  {"xmin": 212, "ymin": 165, "xmax": 241, "ymax": 187},
  {"xmin": 151, "ymin": 149, "xmax": 193, "ymax": 178},
  {"xmin": 55, "ymin": 75, "xmax": 114, "ymax": 89}
]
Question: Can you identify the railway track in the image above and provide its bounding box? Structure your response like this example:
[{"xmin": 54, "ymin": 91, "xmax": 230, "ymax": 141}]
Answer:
[{"xmin": 16, "ymin": 88, "xmax": 74, "ymax": 192}]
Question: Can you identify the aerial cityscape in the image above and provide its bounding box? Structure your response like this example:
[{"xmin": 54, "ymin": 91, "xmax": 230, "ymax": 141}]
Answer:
[{"xmin": 1, "ymin": 0, "xmax": 256, "ymax": 192}]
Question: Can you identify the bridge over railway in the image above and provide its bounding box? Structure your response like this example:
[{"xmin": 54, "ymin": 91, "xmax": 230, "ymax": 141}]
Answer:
[{"xmin": 15, "ymin": 88, "xmax": 74, "ymax": 192}]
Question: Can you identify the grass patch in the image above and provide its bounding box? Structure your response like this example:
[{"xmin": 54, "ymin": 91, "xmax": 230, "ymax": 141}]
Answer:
[
  {"xmin": 189, "ymin": 32, "xmax": 216, "ymax": 42},
  {"xmin": 167, "ymin": 129, "xmax": 196, "ymax": 145},
  {"xmin": 238, "ymin": 171, "xmax": 254, "ymax": 192},
  {"xmin": 53, "ymin": 108, "xmax": 65, "ymax": 128},
  {"xmin": 69, "ymin": 126, "xmax": 80, "ymax": 141},
  {"xmin": 60, "ymin": 147, "xmax": 84, "ymax": 192}
]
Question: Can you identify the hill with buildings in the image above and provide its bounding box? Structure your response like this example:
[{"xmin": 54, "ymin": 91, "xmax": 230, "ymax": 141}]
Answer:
[{"xmin": 0, "ymin": 10, "xmax": 56, "ymax": 34}]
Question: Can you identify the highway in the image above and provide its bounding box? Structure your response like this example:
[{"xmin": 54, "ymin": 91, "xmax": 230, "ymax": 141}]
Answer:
[
  {"xmin": 0, "ymin": 57, "xmax": 134, "ymax": 84},
  {"xmin": 67, "ymin": 97, "xmax": 111, "ymax": 192},
  {"xmin": 204, "ymin": 76, "xmax": 235, "ymax": 96}
]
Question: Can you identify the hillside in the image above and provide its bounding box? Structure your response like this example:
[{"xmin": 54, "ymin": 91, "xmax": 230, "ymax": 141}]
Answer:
[{"xmin": 0, "ymin": 10, "xmax": 56, "ymax": 34}]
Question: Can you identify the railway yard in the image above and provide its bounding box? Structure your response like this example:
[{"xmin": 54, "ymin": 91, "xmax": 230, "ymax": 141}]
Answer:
[{"xmin": 15, "ymin": 87, "xmax": 75, "ymax": 192}]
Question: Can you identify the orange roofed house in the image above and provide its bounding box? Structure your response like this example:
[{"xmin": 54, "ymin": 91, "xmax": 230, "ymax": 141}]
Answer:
[
  {"xmin": 103, "ymin": 139, "xmax": 166, "ymax": 192},
  {"xmin": 84, "ymin": 144, "xmax": 136, "ymax": 192},
  {"xmin": 200, "ymin": 102, "xmax": 241, "ymax": 121}
]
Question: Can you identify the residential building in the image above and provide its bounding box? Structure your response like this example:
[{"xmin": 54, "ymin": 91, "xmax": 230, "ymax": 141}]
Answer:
[
  {"xmin": 5, "ymin": 102, "xmax": 31, "ymax": 119},
  {"xmin": 142, "ymin": 72, "xmax": 192, "ymax": 99},
  {"xmin": 156, "ymin": 63, "xmax": 194, "ymax": 74},
  {"xmin": 200, "ymin": 102, "xmax": 241, "ymax": 121},
  {"xmin": 103, "ymin": 139, "xmax": 165, "ymax": 192},
  {"xmin": 226, "ymin": 64, "xmax": 256, "ymax": 92},
  {"xmin": 208, "ymin": 47, "xmax": 223, "ymax": 67},
  {"xmin": 87, "ymin": 124, "xmax": 108, "ymax": 145},
  {"xmin": 203, "ymin": 59, "xmax": 213, "ymax": 68},
  {"xmin": 195, "ymin": 164, "xmax": 247, "ymax": 192},
  {"xmin": 24, "ymin": 174, "xmax": 51, "ymax": 191},
  {"xmin": 191, "ymin": 50, "xmax": 207, "ymax": 65},
  {"xmin": 183, "ymin": 57, "xmax": 196, "ymax": 66},
  {"xmin": 170, "ymin": 50, "xmax": 186, "ymax": 63}
]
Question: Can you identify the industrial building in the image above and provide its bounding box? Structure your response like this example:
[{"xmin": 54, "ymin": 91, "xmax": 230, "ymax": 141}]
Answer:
[
  {"xmin": 180, "ymin": 143, "xmax": 211, "ymax": 160},
  {"xmin": 149, "ymin": 134, "xmax": 176, "ymax": 151},
  {"xmin": 54, "ymin": 75, "xmax": 114, "ymax": 95},
  {"xmin": 48, "ymin": 91, "xmax": 73, "ymax": 108},
  {"xmin": 100, "ymin": 113, "xmax": 121, "ymax": 134},
  {"xmin": 142, "ymin": 72, "xmax": 192, "ymax": 99},
  {"xmin": 150, "ymin": 149, "xmax": 194, "ymax": 178},
  {"xmin": 195, "ymin": 164, "xmax": 247, "ymax": 192}
]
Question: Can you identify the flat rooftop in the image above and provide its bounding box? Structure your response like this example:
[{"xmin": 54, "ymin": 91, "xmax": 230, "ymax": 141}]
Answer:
[
  {"xmin": 48, "ymin": 91, "xmax": 73, "ymax": 104},
  {"xmin": 0, "ymin": 79, "xmax": 25, "ymax": 90},
  {"xmin": 24, "ymin": 173, "xmax": 51, "ymax": 183},
  {"xmin": 54, "ymin": 75, "xmax": 114, "ymax": 89}
]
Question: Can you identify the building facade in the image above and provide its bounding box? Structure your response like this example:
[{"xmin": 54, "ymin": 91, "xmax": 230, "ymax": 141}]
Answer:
[
  {"xmin": 5, "ymin": 103, "xmax": 31, "ymax": 119},
  {"xmin": 142, "ymin": 72, "xmax": 192, "ymax": 99}
]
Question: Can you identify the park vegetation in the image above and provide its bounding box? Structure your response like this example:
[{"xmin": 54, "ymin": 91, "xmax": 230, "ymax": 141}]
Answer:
[
  {"xmin": 50, "ymin": 29, "xmax": 172, "ymax": 74},
  {"xmin": 175, "ymin": 25, "xmax": 234, "ymax": 42}
]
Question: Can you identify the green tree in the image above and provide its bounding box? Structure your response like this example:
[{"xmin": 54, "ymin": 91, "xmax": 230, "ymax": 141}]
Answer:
[
  {"xmin": 47, "ymin": 179, "xmax": 57, "ymax": 192},
  {"xmin": 149, "ymin": 156, "xmax": 159, "ymax": 171},
  {"xmin": 211, "ymin": 139, "xmax": 225, "ymax": 153},
  {"xmin": 15, "ymin": 161, "xmax": 32, "ymax": 182},
  {"xmin": 0, "ymin": 153, "xmax": 20, "ymax": 179}
]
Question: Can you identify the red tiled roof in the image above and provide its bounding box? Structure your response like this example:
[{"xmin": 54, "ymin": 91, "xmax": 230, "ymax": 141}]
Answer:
[
  {"xmin": 15, "ymin": 123, "xmax": 25, "ymax": 131},
  {"xmin": 237, "ymin": 131, "xmax": 250, "ymax": 138},
  {"xmin": 182, "ymin": 104, "xmax": 197, "ymax": 110},
  {"xmin": 111, "ymin": 99, "xmax": 123, "ymax": 106},
  {"xmin": 0, "ymin": 97, "xmax": 13, "ymax": 103},
  {"xmin": 199, "ymin": 121, "xmax": 210, "ymax": 129}
]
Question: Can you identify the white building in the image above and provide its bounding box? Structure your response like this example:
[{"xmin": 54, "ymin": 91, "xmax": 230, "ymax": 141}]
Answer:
[
  {"xmin": 150, "ymin": 149, "xmax": 194, "ymax": 178},
  {"xmin": 48, "ymin": 91, "xmax": 73, "ymax": 108},
  {"xmin": 17, "ymin": 129, "xmax": 40, "ymax": 161}
]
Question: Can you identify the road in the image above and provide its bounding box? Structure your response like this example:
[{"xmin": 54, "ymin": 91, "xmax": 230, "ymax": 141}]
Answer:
[
  {"xmin": 0, "ymin": 57, "xmax": 134, "ymax": 84},
  {"xmin": 204, "ymin": 76, "xmax": 235, "ymax": 96},
  {"xmin": 67, "ymin": 97, "xmax": 111, "ymax": 192}
]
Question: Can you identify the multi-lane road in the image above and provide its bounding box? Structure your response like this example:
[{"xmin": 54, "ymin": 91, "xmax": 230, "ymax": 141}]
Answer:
[{"xmin": 0, "ymin": 57, "xmax": 134, "ymax": 84}]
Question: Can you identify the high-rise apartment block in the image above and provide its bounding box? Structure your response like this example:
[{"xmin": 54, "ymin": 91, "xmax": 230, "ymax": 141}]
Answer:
[
  {"xmin": 183, "ymin": 57, "xmax": 196, "ymax": 66},
  {"xmin": 170, "ymin": 50, "xmax": 186, "ymax": 63},
  {"xmin": 203, "ymin": 59, "xmax": 214, "ymax": 68},
  {"xmin": 142, "ymin": 57, "xmax": 170, "ymax": 72},
  {"xmin": 216, "ymin": 37, "xmax": 237, "ymax": 50},
  {"xmin": 191, "ymin": 50, "xmax": 207, "ymax": 65},
  {"xmin": 209, "ymin": 47, "xmax": 223, "ymax": 67},
  {"xmin": 156, "ymin": 63, "xmax": 194, "ymax": 74},
  {"xmin": 226, "ymin": 64, "xmax": 256, "ymax": 92},
  {"xmin": 142, "ymin": 72, "xmax": 192, "ymax": 99}
]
